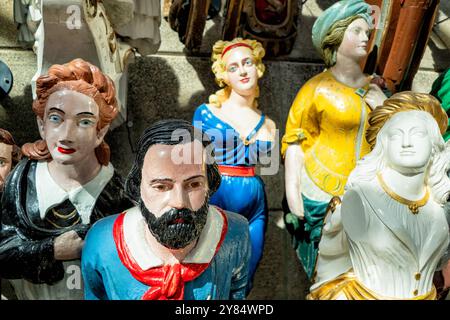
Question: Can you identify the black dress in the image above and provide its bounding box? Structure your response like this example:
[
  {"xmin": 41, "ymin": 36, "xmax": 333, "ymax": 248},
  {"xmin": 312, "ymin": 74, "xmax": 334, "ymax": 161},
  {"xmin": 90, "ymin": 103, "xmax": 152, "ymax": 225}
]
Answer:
[{"xmin": 0, "ymin": 159, "xmax": 133, "ymax": 285}]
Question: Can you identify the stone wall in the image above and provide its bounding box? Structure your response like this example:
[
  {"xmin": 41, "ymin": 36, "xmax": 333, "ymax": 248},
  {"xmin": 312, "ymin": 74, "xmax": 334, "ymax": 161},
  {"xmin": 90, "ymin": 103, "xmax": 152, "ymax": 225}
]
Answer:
[
  {"xmin": 1, "ymin": 0, "xmax": 448, "ymax": 188},
  {"xmin": 1, "ymin": 0, "xmax": 449, "ymax": 300}
]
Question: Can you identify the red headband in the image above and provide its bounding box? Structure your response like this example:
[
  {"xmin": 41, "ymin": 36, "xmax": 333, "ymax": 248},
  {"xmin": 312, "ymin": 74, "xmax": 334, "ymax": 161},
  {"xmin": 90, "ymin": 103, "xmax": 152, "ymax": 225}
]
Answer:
[{"xmin": 221, "ymin": 43, "xmax": 252, "ymax": 57}]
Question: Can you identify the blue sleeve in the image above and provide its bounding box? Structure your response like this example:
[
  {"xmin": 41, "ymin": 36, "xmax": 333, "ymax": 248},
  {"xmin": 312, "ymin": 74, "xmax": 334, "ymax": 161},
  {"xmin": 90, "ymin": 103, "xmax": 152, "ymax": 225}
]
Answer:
[
  {"xmin": 192, "ymin": 105, "xmax": 204, "ymax": 129},
  {"xmin": 81, "ymin": 219, "xmax": 111, "ymax": 300},
  {"xmin": 228, "ymin": 214, "xmax": 251, "ymax": 300}
]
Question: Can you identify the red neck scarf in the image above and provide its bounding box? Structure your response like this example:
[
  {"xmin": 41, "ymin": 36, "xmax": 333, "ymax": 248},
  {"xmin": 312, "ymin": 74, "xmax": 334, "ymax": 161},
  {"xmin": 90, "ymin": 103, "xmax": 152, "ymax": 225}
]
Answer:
[{"xmin": 113, "ymin": 208, "xmax": 228, "ymax": 300}]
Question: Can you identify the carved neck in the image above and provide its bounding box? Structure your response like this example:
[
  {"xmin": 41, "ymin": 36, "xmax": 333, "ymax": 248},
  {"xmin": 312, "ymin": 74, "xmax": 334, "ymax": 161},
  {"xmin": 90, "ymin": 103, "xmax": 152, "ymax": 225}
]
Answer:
[
  {"xmin": 379, "ymin": 167, "xmax": 427, "ymax": 201},
  {"xmin": 143, "ymin": 223, "xmax": 198, "ymax": 265},
  {"xmin": 225, "ymin": 88, "xmax": 256, "ymax": 109},
  {"xmin": 47, "ymin": 152, "xmax": 101, "ymax": 191},
  {"xmin": 331, "ymin": 54, "xmax": 367, "ymax": 89}
]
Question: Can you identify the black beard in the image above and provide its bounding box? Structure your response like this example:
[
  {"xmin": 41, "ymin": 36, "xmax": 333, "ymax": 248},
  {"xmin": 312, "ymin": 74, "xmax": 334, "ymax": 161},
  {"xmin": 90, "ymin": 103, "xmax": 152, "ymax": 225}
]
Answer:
[{"xmin": 139, "ymin": 198, "xmax": 209, "ymax": 250}]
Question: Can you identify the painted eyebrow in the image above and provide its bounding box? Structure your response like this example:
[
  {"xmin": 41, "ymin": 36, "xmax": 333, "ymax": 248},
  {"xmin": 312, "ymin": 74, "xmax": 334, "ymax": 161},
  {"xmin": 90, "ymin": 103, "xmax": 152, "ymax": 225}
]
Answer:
[
  {"xmin": 389, "ymin": 128, "xmax": 404, "ymax": 134},
  {"xmin": 409, "ymin": 126, "xmax": 425, "ymax": 133},
  {"xmin": 149, "ymin": 178, "xmax": 174, "ymax": 184},
  {"xmin": 227, "ymin": 62, "xmax": 238, "ymax": 67},
  {"xmin": 76, "ymin": 112, "xmax": 96, "ymax": 117},
  {"xmin": 48, "ymin": 107, "xmax": 65, "ymax": 114},
  {"xmin": 351, "ymin": 26, "xmax": 368, "ymax": 32},
  {"xmin": 228, "ymin": 57, "xmax": 252, "ymax": 65},
  {"xmin": 0, "ymin": 157, "xmax": 8, "ymax": 160},
  {"xmin": 183, "ymin": 175, "xmax": 206, "ymax": 182},
  {"xmin": 150, "ymin": 175, "xmax": 206, "ymax": 184}
]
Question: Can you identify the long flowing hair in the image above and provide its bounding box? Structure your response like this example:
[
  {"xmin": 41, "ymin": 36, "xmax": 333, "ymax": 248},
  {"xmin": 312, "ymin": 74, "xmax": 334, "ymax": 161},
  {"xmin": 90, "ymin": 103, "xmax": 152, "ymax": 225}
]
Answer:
[{"xmin": 347, "ymin": 111, "xmax": 450, "ymax": 204}]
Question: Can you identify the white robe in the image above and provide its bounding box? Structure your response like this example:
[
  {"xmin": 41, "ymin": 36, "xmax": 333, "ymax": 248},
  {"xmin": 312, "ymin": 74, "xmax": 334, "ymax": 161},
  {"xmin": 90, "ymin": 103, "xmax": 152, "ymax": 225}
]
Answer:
[{"xmin": 341, "ymin": 181, "xmax": 449, "ymax": 298}]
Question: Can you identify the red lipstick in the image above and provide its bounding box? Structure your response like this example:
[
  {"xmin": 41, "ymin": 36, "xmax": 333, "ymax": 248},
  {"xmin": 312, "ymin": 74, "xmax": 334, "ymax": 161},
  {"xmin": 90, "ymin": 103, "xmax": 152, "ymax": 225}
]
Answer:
[
  {"xmin": 58, "ymin": 147, "xmax": 76, "ymax": 154},
  {"xmin": 240, "ymin": 77, "xmax": 250, "ymax": 83}
]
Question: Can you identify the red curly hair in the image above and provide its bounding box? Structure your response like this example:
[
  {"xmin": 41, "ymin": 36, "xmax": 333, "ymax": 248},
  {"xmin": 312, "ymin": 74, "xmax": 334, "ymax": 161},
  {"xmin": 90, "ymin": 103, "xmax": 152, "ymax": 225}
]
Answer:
[{"xmin": 22, "ymin": 59, "xmax": 119, "ymax": 166}]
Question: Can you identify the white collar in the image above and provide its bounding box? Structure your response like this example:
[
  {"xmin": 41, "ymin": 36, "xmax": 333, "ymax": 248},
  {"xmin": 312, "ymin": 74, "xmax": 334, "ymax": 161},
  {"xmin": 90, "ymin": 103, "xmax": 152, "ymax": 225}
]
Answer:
[
  {"xmin": 122, "ymin": 205, "xmax": 225, "ymax": 270},
  {"xmin": 35, "ymin": 161, "xmax": 114, "ymax": 224}
]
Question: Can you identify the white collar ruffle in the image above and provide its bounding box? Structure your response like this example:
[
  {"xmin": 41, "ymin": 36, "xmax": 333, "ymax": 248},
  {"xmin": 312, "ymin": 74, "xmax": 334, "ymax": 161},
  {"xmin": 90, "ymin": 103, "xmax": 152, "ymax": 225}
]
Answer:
[{"xmin": 35, "ymin": 161, "xmax": 114, "ymax": 224}]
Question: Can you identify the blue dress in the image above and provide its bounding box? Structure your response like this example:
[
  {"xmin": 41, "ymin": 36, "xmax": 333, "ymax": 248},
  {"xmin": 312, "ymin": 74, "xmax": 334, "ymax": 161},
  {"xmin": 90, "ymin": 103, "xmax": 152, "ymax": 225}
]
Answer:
[{"xmin": 193, "ymin": 104, "xmax": 272, "ymax": 284}]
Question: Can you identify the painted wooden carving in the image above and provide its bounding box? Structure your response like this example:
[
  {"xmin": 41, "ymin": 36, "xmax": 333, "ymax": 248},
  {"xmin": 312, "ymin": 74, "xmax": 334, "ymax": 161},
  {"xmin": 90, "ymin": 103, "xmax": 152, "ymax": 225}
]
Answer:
[
  {"xmin": 81, "ymin": 119, "xmax": 251, "ymax": 300},
  {"xmin": 310, "ymin": 92, "xmax": 450, "ymax": 300},
  {"xmin": 0, "ymin": 59, "xmax": 132, "ymax": 300}
]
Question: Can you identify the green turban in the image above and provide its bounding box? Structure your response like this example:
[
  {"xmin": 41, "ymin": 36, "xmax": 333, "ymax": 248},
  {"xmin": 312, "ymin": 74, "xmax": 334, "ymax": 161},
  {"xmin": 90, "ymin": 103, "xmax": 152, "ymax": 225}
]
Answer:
[
  {"xmin": 430, "ymin": 68, "xmax": 450, "ymax": 141},
  {"xmin": 312, "ymin": 0, "xmax": 372, "ymax": 56}
]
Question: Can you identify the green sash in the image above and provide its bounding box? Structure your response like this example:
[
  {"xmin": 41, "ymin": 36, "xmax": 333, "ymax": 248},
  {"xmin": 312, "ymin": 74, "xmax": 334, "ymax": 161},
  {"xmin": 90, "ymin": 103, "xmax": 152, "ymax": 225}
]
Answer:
[{"xmin": 284, "ymin": 194, "xmax": 329, "ymax": 280}]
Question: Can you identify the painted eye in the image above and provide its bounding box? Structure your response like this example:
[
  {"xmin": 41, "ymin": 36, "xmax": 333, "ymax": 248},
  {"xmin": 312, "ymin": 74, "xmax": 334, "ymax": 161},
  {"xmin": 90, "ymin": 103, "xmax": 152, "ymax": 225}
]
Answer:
[
  {"xmin": 48, "ymin": 114, "xmax": 62, "ymax": 123},
  {"xmin": 244, "ymin": 59, "xmax": 254, "ymax": 66},
  {"xmin": 413, "ymin": 131, "xmax": 427, "ymax": 138},
  {"xmin": 153, "ymin": 184, "xmax": 170, "ymax": 192},
  {"xmin": 0, "ymin": 160, "xmax": 5, "ymax": 167},
  {"xmin": 228, "ymin": 65, "xmax": 238, "ymax": 73},
  {"xmin": 353, "ymin": 27, "xmax": 362, "ymax": 35},
  {"xmin": 189, "ymin": 181, "xmax": 204, "ymax": 190},
  {"xmin": 79, "ymin": 119, "xmax": 95, "ymax": 127},
  {"xmin": 389, "ymin": 133, "xmax": 401, "ymax": 140}
]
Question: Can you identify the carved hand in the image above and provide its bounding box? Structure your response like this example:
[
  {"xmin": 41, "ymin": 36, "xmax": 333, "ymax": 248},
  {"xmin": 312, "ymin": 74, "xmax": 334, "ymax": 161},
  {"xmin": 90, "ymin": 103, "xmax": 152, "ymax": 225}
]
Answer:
[{"xmin": 54, "ymin": 230, "xmax": 85, "ymax": 261}]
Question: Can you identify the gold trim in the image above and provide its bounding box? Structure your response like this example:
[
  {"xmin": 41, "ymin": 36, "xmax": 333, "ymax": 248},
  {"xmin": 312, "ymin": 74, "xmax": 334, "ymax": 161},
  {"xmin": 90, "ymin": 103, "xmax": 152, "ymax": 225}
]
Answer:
[
  {"xmin": 85, "ymin": 0, "xmax": 97, "ymax": 18},
  {"xmin": 308, "ymin": 270, "xmax": 437, "ymax": 300},
  {"xmin": 241, "ymin": 136, "xmax": 256, "ymax": 146},
  {"xmin": 304, "ymin": 150, "xmax": 346, "ymax": 196},
  {"xmin": 45, "ymin": 215, "xmax": 81, "ymax": 229},
  {"xmin": 377, "ymin": 173, "xmax": 429, "ymax": 214},
  {"xmin": 51, "ymin": 208, "xmax": 78, "ymax": 219}
]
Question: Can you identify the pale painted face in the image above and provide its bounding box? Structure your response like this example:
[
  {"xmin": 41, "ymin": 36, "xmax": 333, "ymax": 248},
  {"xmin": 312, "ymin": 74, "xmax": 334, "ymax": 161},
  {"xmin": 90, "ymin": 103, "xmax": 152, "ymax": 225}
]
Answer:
[
  {"xmin": 384, "ymin": 112, "xmax": 432, "ymax": 174},
  {"xmin": 38, "ymin": 89, "xmax": 108, "ymax": 165},
  {"xmin": 140, "ymin": 141, "xmax": 208, "ymax": 217},
  {"xmin": 223, "ymin": 46, "xmax": 258, "ymax": 96},
  {"xmin": 0, "ymin": 143, "xmax": 13, "ymax": 189},
  {"xmin": 337, "ymin": 18, "xmax": 370, "ymax": 61}
]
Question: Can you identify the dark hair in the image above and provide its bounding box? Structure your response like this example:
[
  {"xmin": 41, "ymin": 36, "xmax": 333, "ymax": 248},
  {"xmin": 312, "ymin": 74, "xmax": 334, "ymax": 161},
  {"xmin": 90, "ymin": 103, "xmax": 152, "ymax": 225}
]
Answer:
[
  {"xmin": 0, "ymin": 128, "xmax": 21, "ymax": 166},
  {"xmin": 125, "ymin": 119, "xmax": 221, "ymax": 203}
]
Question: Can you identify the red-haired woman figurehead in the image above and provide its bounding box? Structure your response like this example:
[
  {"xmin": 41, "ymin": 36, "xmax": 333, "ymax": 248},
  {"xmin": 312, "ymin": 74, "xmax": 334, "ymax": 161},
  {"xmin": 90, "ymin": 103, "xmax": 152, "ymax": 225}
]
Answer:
[{"xmin": 0, "ymin": 58, "xmax": 132, "ymax": 300}]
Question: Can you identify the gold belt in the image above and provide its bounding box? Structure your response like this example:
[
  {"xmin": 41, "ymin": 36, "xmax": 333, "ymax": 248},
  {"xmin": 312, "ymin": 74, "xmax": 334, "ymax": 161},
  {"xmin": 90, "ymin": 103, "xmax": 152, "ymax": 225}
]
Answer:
[{"xmin": 307, "ymin": 271, "xmax": 436, "ymax": 300}]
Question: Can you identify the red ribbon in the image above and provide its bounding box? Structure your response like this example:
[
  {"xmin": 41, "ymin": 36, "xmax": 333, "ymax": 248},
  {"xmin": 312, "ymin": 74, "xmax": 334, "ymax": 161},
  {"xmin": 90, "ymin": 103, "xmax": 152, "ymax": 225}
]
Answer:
[
  {"xmin": 221, "ymin": 43, "xmax": 253, "ymax": 57},
  {"xmin": 113, "ymin": 208, "xmax": 228, "ymax": 300}
]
